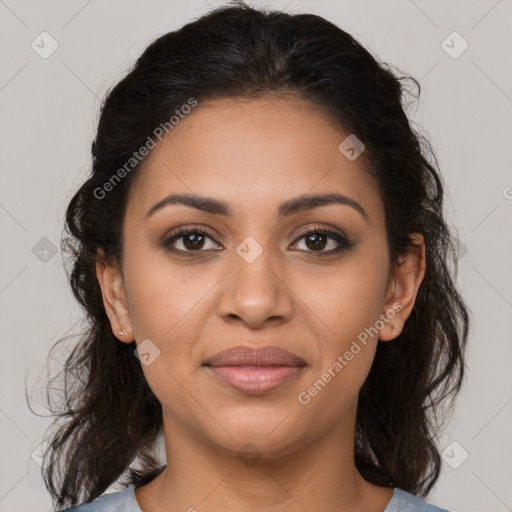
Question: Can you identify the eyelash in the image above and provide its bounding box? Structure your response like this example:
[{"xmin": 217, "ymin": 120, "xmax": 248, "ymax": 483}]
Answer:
[{"xmin": 160, "ymin": 225, "xmax": 355, "ymax": 258}]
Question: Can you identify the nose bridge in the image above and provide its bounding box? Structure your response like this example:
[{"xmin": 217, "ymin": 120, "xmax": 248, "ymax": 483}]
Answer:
[{"xmin": 217, "ymin": 233, "xmax": 293, "ymax": 327}]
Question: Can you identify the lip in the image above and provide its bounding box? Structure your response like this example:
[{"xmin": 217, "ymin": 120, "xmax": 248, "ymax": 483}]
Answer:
[{"xmin": 203, "ymin": 345, "xmax": 306, "ymax": 395}]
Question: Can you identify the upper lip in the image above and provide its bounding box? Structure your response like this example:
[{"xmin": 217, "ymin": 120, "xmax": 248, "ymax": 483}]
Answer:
[{"xmin": 203, "ymin": 345, "xmax": 307, "ymax": 367}]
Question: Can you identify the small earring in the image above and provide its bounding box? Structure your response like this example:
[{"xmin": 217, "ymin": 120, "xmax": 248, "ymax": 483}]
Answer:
[
  {"xmin": 391, "ymin": 324, "xmax": 399, "ymax": 333},
  {"xmin": 118, "ymin": 330, "xmax": 124, "ymax": 337}
]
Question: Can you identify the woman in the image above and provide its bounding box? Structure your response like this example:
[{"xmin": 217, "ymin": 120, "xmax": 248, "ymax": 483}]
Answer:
[{"xmin": 42, "ymin": 3, "xmax": 469, "ymax": 511}]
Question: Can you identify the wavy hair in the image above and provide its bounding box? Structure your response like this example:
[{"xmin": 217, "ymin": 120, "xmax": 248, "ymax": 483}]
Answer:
[{"xmin": 38, "ymin": 2, "xmax": 469, "ymax": 508}]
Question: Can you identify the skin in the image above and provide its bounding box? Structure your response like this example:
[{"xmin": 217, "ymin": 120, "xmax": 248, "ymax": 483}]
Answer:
[{"xmin": 96, "ymin": 95, "xmax": 425, "ymax": 512}]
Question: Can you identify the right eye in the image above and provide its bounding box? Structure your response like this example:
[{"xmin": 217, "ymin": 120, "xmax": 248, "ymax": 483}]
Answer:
[{"xmin": 160, "ymin": 227, "xmax": 223, "ymax": 256}]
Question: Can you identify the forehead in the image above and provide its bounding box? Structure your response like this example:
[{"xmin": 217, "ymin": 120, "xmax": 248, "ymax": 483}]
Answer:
[{"xmin": 126, "ymin": 95, "xmax": 383, "ymax": 223}]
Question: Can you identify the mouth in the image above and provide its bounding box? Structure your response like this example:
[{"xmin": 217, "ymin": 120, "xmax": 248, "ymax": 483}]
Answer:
[{"xmin": 203, "ymin": 345, "xmax": 307, "ymax": 396}]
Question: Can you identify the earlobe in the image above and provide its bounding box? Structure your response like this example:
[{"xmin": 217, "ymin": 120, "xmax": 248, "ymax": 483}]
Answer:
[
  {"xmin": 379, "ymin": 233, "xmax": 426, "ymax": 342},
  {"xmin": 95, "ymin": 249, "xmax": 134, "ymax": 343}
]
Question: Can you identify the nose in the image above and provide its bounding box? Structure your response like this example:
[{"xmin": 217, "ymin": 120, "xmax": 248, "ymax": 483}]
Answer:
[{"xmin": 216, "ymin": 245, "xmax": 294, "ymax": 330}]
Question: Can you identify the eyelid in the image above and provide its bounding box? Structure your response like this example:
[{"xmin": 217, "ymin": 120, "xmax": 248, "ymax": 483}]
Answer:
[{"xmin": 294, "ymin": 223, "xmax": 348, "ymax": 240}]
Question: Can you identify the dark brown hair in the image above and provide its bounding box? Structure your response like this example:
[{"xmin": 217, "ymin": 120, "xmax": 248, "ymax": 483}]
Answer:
[{"xmin": 37, "ymin": 2, "xmax": 469, "ymax": 508}]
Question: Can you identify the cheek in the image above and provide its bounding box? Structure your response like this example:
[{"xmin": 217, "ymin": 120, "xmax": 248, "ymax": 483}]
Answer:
[
  {"xmin": 295, "ymin": 251, "xmax": 389, "ymax": 339},
  {"xmin": 293, "ymin": 251, "xmax": 388, "ymax": 396},
  {"xmin": 294, "ymin": 343, "xmax": 376, "ymax": 440},
  {"xmin": 121, "ymin": 249, "xmax": 213, "ymax": 414},
  {"xmin": 294, "ymin": 277, "xmax": 384, "ymax": 422},
  {"xmin": 120, "ymin": 249, "xmax": 222, "ymax": 413},
  {"xmin": 122, "ymin": 243, "xmax": 211, "ymax": 342}
]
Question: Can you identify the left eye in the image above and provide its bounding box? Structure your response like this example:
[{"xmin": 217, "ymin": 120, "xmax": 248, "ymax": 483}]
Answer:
[{"xmin": 291, "ymin": 227, "xmax": 353, "ymax": 254}]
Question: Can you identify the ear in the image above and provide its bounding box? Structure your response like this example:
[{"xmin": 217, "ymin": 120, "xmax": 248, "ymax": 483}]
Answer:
[
  {"xmin": 378, "ymin": 233, "xmax": 426, "ymax": 341},
  {"xmin": 95, "ymin": 249, "xmax": 134, "ymax": 343}
]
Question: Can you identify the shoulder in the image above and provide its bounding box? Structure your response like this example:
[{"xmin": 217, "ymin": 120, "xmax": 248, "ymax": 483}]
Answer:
[
  {"xmin": 56, "ymin": 485, "xmax": 141, "ymax": 512},
  {"xmin": 385, "ymin": 488, "xmax": 451, "ymax": 512}
]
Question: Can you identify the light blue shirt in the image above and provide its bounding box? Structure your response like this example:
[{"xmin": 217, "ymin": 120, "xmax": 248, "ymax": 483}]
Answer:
[{"xmin": 58, "ymin": 485, "xmax": 451, "ymax": 511}]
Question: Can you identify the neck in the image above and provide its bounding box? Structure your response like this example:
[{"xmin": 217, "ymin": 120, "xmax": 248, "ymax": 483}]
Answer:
[{"xmin": 134, "ymin": 403, "xmax": 394, "ymax": 512}]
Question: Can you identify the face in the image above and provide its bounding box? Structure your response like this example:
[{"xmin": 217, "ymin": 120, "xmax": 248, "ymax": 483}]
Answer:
[{"xmin": 97, "ymin": 95, "xmax": 424, "ymax": 459}]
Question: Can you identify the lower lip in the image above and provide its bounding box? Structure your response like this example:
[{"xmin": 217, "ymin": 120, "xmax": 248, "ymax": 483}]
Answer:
[{"xmin": 205, "ymin": 365, "xmax": 305, "ymax": 395}]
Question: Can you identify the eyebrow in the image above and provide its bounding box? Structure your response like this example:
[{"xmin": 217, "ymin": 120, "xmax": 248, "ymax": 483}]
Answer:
[{"xmin": 146, "ymin": 192, "xmax": 368, "ymax": 222}]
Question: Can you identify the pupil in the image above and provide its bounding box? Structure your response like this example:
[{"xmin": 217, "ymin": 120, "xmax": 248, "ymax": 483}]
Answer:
[
  {"xmin": 184, "ymin": 233, "xmax": 204, "ymax": 250},
  {"xmin": 307, "ymin": 233, "xmax": 326, "ymax": 250}
]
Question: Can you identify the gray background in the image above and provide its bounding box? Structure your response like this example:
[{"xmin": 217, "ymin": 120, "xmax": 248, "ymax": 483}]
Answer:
[{"xmin": 0, "ymin": 1, "xmax": 511, "ymax": 511}]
